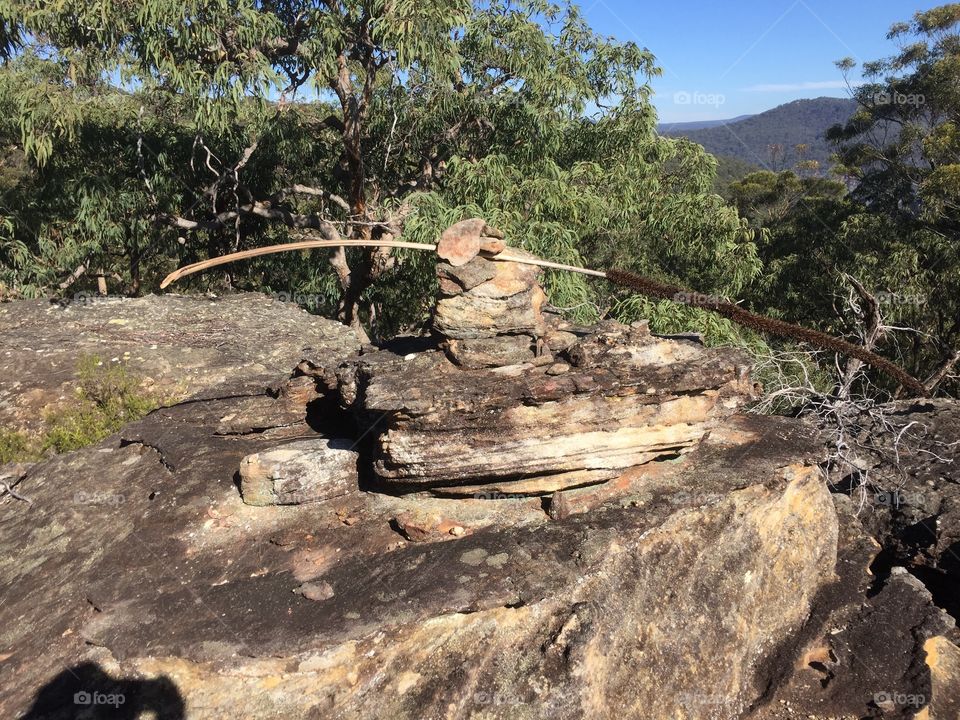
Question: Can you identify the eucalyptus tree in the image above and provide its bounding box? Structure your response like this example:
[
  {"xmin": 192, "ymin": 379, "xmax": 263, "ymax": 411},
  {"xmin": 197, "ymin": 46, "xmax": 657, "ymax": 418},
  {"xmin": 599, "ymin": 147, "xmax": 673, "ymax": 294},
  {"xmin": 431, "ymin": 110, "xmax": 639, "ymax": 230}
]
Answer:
[
  {"xmin": 829, "ymin": 3, "xmax": 960, "ymax": 393},
  {"xmin": 3, "ymin": 0, "xmax": 760, "ymax": 341}
]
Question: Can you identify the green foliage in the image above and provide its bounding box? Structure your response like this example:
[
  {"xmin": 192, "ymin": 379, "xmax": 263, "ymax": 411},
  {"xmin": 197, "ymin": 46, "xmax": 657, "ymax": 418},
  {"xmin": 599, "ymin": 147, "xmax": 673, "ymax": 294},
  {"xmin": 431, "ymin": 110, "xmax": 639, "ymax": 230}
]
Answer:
[
  {"xmin": 1, "ymin": 0, "xmax": 766, "ymax": 348},
  {"xmin": 713, "ymin": 155, "xmax": 763, "ymax": 198},
  {"xmin": 822, "ymin": 5, "xmax": 960, "ymax": 394},
  {"xmin": 0, "ymin": 428, "xmax": 38, "ymax": 464},
  {"xmin": 43, "ymin": 356, "xmax": 165, "ymax": 453},
  {"xmin": 729, "ymin": 170, "xmax": 852, "ymax": 327},
  {"xmin": 9, "ymin": 0, "xmax": 952, "ymax": 402},
  {"xmin": 0, "ymin": 355, "xmax": 166, "ymax": 461}
]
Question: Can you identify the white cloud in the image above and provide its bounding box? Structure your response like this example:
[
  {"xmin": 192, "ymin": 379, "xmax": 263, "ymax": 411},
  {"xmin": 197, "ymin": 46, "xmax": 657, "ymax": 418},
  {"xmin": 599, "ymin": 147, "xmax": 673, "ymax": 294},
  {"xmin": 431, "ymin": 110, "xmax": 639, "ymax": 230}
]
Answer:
[{"xmin": 741, "ymin": 80, "xmax": 852, "ymax": 92}]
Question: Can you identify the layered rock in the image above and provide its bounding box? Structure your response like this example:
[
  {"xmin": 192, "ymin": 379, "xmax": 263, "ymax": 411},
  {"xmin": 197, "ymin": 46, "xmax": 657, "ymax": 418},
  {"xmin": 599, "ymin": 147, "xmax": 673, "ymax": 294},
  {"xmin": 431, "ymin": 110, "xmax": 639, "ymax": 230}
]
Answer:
[
  {"xmin": 0, "ymin": 293, "xmax": 360, "ymax": 435},
  {"xmin": 331, "ymin": 249, "xmax": 758, "ymax": 496},
  {"xmin": 239, "ymin": 438, "xmax": 359, "ymax": 506},
  {"xmin": 6, "ymin": 288, "xmax": 960, "ymax": 720},
  {"xmin": 433, "ymin": 249, "xmax": 547, "ymax": 341},
  {"xmin": 341, "ymin": 316, "xmax": 755, "ymax": 496},
  {"xmin": 2, "ymin": 390, "xmax": 839, "ymax": 719}
]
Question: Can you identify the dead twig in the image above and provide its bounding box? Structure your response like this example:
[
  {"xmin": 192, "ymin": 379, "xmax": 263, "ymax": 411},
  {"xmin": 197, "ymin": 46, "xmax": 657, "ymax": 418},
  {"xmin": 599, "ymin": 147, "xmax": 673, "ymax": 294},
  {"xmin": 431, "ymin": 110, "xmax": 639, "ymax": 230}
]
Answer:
[{"xmin": 0, "ymin": 480, "xmax": 32, "ymax": 504}]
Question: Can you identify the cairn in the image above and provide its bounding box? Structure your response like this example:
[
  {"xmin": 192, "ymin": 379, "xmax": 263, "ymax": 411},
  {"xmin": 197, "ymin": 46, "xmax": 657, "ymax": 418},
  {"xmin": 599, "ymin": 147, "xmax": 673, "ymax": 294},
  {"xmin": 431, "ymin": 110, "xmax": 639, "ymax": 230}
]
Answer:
[{"xmin": 336, "ymin": 219, "xmax": 757, "ymax": 497}]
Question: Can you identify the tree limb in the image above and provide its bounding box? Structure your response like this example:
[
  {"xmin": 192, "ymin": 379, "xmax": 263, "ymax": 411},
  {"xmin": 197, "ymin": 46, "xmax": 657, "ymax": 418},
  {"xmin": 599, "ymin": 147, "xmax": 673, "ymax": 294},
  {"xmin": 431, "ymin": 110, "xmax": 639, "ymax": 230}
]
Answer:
[
  {"xmin": 155, "ymin": 200, "xmax": 344, "ymax": 239},
  {"xmin": 924, "ymin": 349, "xmax": 960, "ymax": 395},
  {"xmin": 58, "ymin": 261, "xmax": 88, "ymax": 290},
  {"xmin": 839, "ymin": 274, "xmax": 883, "ymax": 397},
  {"xmin": 272, "ymin": 185, "xmax": 351, "ymax": 212}
]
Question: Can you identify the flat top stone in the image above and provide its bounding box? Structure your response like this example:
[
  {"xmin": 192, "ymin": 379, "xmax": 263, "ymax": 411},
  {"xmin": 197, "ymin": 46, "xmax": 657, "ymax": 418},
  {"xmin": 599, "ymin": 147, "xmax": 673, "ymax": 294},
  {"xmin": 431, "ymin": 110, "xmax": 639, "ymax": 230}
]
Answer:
[
  {"xmin": 0, "ymin": 392, "xmax": 832, "ymax": 719},
  {"xmin": 436, "ymin": 218, "xmax": 485, "ymax": 267},
  {"xmin": 343, "ymin": 325, "xmax": 753, "ymax": 420},
  {"xmin": 0, "ymin": 293, "xmax": 360, "ymax": 433}
]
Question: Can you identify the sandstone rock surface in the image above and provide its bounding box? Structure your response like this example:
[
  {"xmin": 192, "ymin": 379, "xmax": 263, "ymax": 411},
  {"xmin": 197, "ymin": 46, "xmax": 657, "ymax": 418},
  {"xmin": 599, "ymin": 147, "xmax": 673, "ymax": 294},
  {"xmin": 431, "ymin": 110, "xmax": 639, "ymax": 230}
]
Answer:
[
  {"xmin": 1, "ymin": 391, "xmax": 840, "ymax": 719},
  {"xmin": 0, "ymin": 293, "xmax": 359, "ymax": 435},
  {"xmin": 433, "ymin": 251, "xmax": 547, "ymax": 339},
  {"xmin": 751, "ymin": 399, "xmax": 960, "ymax": 719},
  {"xmin": 5, "ymin": 271, "xmax": 960, "ymax": 720},
  {"xmin": 239, "ymin": 438, "xmax": 359, "ymax": 506},
  {"xmin": 340, "ymin": 320, "xmax": 755, "ymax": 494},
  {"xmin": 754, "ymin": 496, "xmax": 960, "ymax": 720}
]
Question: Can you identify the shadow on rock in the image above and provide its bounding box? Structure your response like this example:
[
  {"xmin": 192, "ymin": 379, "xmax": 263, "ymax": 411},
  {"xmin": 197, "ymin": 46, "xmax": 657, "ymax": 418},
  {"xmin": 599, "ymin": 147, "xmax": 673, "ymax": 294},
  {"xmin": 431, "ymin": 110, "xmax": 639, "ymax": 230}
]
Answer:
[{"xmin": 21, "ymin": 662, "xmax": 185, "ymax": 719}]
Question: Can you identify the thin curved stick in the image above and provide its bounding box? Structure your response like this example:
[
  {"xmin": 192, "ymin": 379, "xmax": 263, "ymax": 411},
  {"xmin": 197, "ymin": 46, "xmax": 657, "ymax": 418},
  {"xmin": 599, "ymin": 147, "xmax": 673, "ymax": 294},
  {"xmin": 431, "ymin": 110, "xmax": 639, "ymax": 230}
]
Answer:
[
  {"xmin": 160, "ymin": 239, "xmax": 436, "ymax": 288},
  {"xmin": 159, "ymin": 238, "xmax": 926, "ymax": 396},
  {"xmin": 159, "ymin": 239, "xmax": 605, "ymax": 288}
]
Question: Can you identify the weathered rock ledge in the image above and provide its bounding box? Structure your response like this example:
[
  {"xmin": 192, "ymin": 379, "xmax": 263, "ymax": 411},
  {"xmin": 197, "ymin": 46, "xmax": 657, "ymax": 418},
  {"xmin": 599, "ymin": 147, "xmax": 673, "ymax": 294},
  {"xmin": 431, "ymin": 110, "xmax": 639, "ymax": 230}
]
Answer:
[
  {"xmin": 2, "ymin": 387, "xmax": 839, "ymax": 718},
  {"xmin": 4, "ymin": 243, "xmax": 960, "ymax": 719},
  {"xmin": 333, "ymin": 249, "xmax": 756, "ymax": 497},
  {"xmin": 0, "ymin": 293, "xmax": 359, "ymax": 435},
  {"xmin": 337, "ymin": 320, "xmax": 754, "ymax": 495}
]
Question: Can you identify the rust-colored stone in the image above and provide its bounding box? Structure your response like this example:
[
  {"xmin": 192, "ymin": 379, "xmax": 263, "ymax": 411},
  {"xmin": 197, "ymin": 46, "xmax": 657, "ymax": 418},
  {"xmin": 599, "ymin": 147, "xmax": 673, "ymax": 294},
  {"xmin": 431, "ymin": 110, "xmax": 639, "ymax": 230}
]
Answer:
[{"xmin": 436, "ymin": 218, "xmax": 485, "ymax": 267}]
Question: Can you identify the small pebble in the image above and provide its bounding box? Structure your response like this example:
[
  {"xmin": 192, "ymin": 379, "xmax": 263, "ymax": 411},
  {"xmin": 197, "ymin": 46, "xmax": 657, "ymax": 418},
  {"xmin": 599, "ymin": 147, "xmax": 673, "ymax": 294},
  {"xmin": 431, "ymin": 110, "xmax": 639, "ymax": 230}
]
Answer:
[{"xmin": 293, "ymin": 581, "xmax": 335, "ymax": 601}]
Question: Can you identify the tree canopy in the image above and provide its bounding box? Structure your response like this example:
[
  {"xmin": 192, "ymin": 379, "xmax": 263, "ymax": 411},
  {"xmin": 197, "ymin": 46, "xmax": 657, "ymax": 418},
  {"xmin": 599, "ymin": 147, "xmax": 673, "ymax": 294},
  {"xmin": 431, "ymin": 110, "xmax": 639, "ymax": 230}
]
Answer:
[
  {"xmin": 826, "ymin": 3, "xmax": 960, "ymax": 393},
  {"xmin": 717, "ymin": 6, "xmax": 959, "ymax": 398},
  {"xmin": 1, "ymin": 0, "xmax": 758, "ymax": 342},
  {"xmin": 1, "ymin": 1, "xmax": 957, "ymax": 398}
]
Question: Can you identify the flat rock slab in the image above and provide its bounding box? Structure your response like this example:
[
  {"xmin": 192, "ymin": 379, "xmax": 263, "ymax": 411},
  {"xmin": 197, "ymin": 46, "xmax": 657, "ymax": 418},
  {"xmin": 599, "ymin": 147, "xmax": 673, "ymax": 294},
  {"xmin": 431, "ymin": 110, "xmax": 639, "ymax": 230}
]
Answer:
[
  {"xmin": 339, "ymin": 320, "xmax": 755, "ymax": 492},
  {"xmin": 1, "ymin": 393, "xmax": 843, "ymax": 719},
  {"xmin": 239, "ymin": 438, "xmax": 359, "ymax": 506},
  {"xmin": 0, "ymin": 293, "xmax": 360, "ymax": 434}
]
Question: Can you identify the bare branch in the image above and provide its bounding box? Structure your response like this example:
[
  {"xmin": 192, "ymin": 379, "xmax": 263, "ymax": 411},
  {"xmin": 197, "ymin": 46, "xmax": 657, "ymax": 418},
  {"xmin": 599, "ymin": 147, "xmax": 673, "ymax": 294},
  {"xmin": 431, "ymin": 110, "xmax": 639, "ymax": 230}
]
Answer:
[
  {"xmin": 924, "ymin": 348, "xmax": 960, "ymax": 394},
  {"xmin": 839, "ymin": 274, "xmax": 884, "ymax": 398},
  {"xmin": 234, "ymin": 141, "xmax": 259, "ymax": 173},
  {"xmin": 155, "ymin": 199, "xmax": 345, "ymax": 239},
  {"xmin": 58, "ymin": 262, "xmax": 88, "ymax": 290},
  {"xmin": 0, "ymin": 481, "xmax": 32, "ymax": 504},
  {"xmin": 272, "ymin": 185, "xmax": 351, "ymax": 212}
]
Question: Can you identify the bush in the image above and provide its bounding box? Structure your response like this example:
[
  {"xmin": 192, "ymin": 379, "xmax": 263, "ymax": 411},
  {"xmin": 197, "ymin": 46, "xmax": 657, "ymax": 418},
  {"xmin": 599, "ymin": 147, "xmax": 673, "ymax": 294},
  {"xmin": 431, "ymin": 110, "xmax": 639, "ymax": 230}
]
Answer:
[
  {"xmin": 0, "ymin": 429, "xmax": 38, "ymax": 464},
  {"xmin": 0, "ymin": 355, "xmax": 167, "ymax": 461}
]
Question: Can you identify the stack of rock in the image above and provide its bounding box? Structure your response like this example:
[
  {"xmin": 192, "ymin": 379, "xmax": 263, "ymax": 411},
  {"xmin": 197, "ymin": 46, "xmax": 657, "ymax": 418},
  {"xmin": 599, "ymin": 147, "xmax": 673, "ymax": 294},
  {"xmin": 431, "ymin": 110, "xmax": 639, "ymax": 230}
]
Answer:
[
  {"xmin": 334, "ymin": 219, "xmax": 757, "ymax": 497},
  {"xmin": 431, "ymin": 218, "xmax": 545, "ymax": 369}
]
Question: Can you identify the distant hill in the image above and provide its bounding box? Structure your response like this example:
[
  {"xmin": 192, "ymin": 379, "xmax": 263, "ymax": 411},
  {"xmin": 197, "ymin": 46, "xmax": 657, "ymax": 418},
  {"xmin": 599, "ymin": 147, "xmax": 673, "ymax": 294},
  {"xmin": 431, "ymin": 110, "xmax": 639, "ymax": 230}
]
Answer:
[
  {"xmin": 657, "ymin": 115, "xmax": 754, "ymax": 133},
  {"xmin": 661, "ymin": 97, "xmax": 857, "ymax": 172}
]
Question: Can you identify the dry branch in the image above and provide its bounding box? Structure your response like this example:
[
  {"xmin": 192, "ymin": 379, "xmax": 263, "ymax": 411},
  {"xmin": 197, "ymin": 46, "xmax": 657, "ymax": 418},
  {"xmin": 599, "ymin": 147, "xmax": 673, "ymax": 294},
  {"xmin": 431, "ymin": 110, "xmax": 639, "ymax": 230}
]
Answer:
[{"xmin": 159, "ymin": 238, "xmax": 926, "ymax": 396}]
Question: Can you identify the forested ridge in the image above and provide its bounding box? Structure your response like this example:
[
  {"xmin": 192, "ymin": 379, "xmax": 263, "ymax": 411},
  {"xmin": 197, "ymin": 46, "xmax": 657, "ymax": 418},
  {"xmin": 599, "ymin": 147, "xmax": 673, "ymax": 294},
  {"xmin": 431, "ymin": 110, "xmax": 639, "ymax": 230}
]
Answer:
[
  {"xmin": 1, "ymin": 0, "xmax": 958, "ymax": 399},
  {"xmin": 662, "ymin": 97, "xmax": 858, "ymax": 172}
]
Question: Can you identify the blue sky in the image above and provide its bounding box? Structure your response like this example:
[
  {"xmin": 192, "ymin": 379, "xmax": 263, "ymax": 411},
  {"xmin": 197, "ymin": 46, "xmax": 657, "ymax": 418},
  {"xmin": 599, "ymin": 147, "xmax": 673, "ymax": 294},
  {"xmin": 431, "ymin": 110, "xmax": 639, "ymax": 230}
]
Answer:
[{"xmin": 578, "ymin": 0, "xmax": 942, "ymax": 124}]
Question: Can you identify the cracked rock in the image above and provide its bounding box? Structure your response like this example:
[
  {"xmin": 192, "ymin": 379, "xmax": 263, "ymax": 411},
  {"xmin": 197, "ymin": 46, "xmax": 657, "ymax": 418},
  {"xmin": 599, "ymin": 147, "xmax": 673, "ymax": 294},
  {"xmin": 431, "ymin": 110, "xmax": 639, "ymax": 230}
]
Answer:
[{"xmin": 239, "ymin": 438, "xmax": 359, "ymax": 506}]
